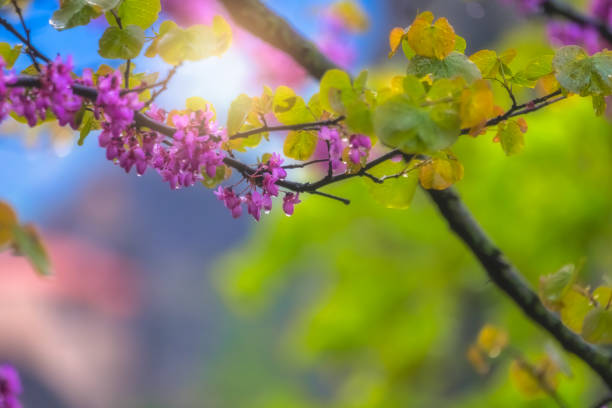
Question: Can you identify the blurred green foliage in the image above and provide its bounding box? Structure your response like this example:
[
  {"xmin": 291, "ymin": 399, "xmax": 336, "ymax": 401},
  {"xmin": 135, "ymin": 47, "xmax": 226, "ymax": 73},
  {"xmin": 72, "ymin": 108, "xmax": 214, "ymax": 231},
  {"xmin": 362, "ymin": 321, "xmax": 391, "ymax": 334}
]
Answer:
[{"xmin": 204, "ymin": 28, "xmax": 612, "ymax": 408}]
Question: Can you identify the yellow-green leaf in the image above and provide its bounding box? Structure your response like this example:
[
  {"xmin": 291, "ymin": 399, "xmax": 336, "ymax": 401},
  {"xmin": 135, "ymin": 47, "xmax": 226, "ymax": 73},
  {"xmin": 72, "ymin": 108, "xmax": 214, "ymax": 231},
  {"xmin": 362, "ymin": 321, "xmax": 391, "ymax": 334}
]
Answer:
[
  {"xmin": 0, "ymin": 201, "xmax": 18, "ymax": 247},
  {"xmin": 364, "ymin": 158, "xmax": 419, "ymax": 209},
  {"xmin": 227, "ymin": 94, "xmax": 253, "ymax": 136},
  {"xmin": 539, "ymin": 264, "xmax": 577, "ymax": 310},
  {"xmin": 273, "ymin": 86, "xmax": 314, "ymax": 125},
  {"xmin": 0, "ymin": 43, "xmax": 21, "ymax": 68},
  {"xmin": 582, "ymin": 307, "xmax": 612, "ymax": 344},
  {"xmin": 11, "ymin": 224, "xmax": 51, "ymax": 276},
  {"xmin": 497, "ymin": 119, "xmax": 526, "ymax": 156},
  {"xmin": 283, "ymin": 130, "xmax": 317, "ymax": 161}
]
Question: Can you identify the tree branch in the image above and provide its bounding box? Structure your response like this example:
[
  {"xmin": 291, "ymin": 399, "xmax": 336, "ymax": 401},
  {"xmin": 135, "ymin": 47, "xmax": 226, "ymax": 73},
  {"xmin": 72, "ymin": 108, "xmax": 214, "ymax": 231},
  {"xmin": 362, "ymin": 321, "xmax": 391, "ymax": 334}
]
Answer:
[
  {"xmin": 542, "ymin": 0, "xmax": 612, "ymax": 44},
  {"xmin": 214, "ymin": 0, "xmax": 612, "ymax": 390},
  {"xmin": 217, "ymin": 0, "xmax": 340, "ymax": 79},
  {"xmin": 428, "ymin": 187, "xmax": 612, "ymax": 389}
]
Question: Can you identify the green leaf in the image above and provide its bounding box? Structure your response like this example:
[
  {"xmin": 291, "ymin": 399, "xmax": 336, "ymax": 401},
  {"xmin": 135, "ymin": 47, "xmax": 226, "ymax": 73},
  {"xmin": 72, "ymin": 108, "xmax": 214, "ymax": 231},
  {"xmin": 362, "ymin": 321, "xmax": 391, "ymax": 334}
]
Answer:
[
  {"xmin": 497, "ymin": 120, "xmax": 525, "ymax": 156},
  {"xmin": 319, "ymin": 69, "xmax": 353, "ymax": 114},
  {"xmin": 539, "ymin": 264, "xmax": 577, "ymax": 310},
  {"xmin": 582, "ymin": 307, "xmax": 612, "ymax": 344},
  {"xmin": 98, "ymin": 25, "xmax": 145, "ymax": 59},
  {"xmin": 50, "ymin": 0, "xmax": 101, "ymax": 30},
  {"xmin": 560, "ymin": 289, "xmax": 593, "ymax": 333},
  {"xmin": 273, "ymin": 86, "xmax": 314, "ymax": 125},
  {"xmin": 227, "ymin": 94, "xmax": 253, "ymax": 136},
  {"xmin": 154, "ymin": 19, "xmax": 231, "ymax": 65},
  {"xmin": 87, "ymin": 0, "xmax": 121, "ymax": 10},
  {"xmin": 454, "ymin": 35, "xmax": 466, "ymax": 54},
  {"xmin": 407, "ymin": 52, "xmax": 481, "ymax": 83},
  {"xmin": 283, "ymin": 130, "xmax": 318, "ymax": 161},
  {"xmin": 553, "ymin": 46, "xmax": 612, "ymax": 96},
  {"xmin": 0, "ymin": 43, "xmax": 21, "ymax": 68},
  {"xmin": 11, "ymin": 224, "xmax": 51, "ymax": 276},
  {"xmin": 78, "ymin": 110, "xmax": 95, "ymax": 146},
  {"xmin": 512, "ymin": 54, "xmax": 554, "ymax": 87},
  {"xmin": 106, "ymin": 0, "xmax": 161, "ymax": 29},
  {"xmin": 364, "ymin": 159, "xmax": 418, "ymax": 209},
  {"xmin": 201, "ymin": 165, "xmax": 230, "ymax": 188},
  {"xmin": 374, "ymin": 94, "xmax": 460, "ymax": 153}
]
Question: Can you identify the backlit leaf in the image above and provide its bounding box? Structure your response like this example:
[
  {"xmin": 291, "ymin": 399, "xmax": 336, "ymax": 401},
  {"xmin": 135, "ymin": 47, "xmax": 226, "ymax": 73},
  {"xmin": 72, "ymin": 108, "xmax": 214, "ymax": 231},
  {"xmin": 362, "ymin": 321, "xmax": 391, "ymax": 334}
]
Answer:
[
  {"xmin": 388, "ymin": 27, "xmax": 405, "ymax": 58},
  {"xmin": 106, "ymin": 0, "xmax": 161, "ymax": 29},
  {"xmin": 406, "ymin": 12, "xmax": 455, "ymax": 60},
  {"xmin": 273, "ymin": 86, "xmax": 314, "ymax": 125},
  {"xmin": 227, "ymin": 94, "xmax": 253, "ymax": 136},
  {"xmin": 0, "ymin": 43, "xmax": 21, "ymax": 68},
  {"xmin": 364, "ymin": 158, "xmax": 419, "ymax": 209},
  {"xmin": 283, "ymin": 130, "xmax": 318, "ymax": 161}
]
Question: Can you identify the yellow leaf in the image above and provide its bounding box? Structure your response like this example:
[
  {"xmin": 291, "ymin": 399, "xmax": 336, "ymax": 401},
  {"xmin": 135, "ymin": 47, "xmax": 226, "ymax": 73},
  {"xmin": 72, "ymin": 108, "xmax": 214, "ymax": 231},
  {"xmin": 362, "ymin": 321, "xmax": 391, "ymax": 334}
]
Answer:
[
  {"xmin": 499, "ymin": 48, "xmax": 517, "ymax": 64},
  {"xmin": 467, "ymin": 345, "xmax": 489, "ymax": 374},
  {"xmin": 388, "ymin": 27, "xmax": 405, "ymax": 58},
  {"xmin": 406, "ymin": 13, "xmax": 455, "ymax": 60},
  {"xmin": 185, "ymin": 96, "xmax": 216, "ymax": 120},
  {"xmin": 510, "ymin": 357, "xmax": 560, "ymax": 398},
  {"xmin": 283, "ymin": 130, "xmax": 318, "ymax": 161},
  {"xmin": 476, "ymin": 324, "xmax": 508, "ymax": 358},
  {"xmin": 460, "ymin": 79, "xmax": 494, "ymax": 129},
  {"xmin": 538, "ymin": 73, "xmax": 561, "ymax": 94},
  {"xmin": 273, "ymin": 86, "xmax": 315, "ymax": 125},
  {"xmin": 419, "ymin": 153, "xmax": 464, "ymax": 190},
  {"xmin": 469, "ymin": 50, "xmax": 498, "ymax": 78},
  {"xmin": 0, "ymin": 201, "xmax": 18, "ymax": 247},
  {"xmin": 328, "ymin": 0, "xmax": 369, "ymax": 32}
]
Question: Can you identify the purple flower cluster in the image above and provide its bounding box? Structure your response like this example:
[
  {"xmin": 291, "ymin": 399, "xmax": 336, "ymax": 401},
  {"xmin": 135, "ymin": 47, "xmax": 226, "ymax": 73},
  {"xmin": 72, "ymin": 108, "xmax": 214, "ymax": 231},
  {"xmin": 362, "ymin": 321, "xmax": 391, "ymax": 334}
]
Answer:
[
  {"xmin": 0, "ymin": 56, "xmax": 83, "ymax": 128},
  {"xmin": 507, "ymin": 0, "xmax": 612, "ymax": 53},
  {"xmin": 319, "ymin": 126, "xmax": 343, "ymax": 170},
  {"xmin": 319, "ymin": 126, "xmax": 371, "ymax": 168},
  {"xmin": 0, "ymin": 364, "xmax": 22, "ymax": 408},
  {"xmin": 0, "ymin": 59, "xmax": 16, "ymax": 122},
  {"xmin": 0, "ymin": 55, "xmax": 309, "ymax": 220},
  {"xmin": 95, "ymin": 71, "xmax": 226, "ymax": 188},
  {"xmin": 214, "ymin": 153, "xmax": 298, "ymax": 220},
  {"xmin": 154, "ymin": 109, "xmax": 226, "ymax": 189},
  {"xmin": 348, "ymin": 134, "xmax": 371, "ymax": 165}
]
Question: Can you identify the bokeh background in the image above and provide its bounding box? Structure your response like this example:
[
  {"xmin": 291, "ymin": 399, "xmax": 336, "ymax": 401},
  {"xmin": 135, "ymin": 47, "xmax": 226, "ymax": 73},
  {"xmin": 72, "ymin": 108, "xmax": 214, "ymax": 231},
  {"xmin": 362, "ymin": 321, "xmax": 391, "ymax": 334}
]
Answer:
[{"xmin": 1, "ymin": 0, "xmax": 611, "ymax": 407}]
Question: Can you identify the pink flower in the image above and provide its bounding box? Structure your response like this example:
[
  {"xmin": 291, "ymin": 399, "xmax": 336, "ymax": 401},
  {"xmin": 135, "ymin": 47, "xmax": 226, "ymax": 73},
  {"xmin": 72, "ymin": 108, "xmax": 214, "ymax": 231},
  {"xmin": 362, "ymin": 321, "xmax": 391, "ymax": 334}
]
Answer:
[{"xmin": 282, "ymin": 192, "xmax": 301, "ymax": 216}]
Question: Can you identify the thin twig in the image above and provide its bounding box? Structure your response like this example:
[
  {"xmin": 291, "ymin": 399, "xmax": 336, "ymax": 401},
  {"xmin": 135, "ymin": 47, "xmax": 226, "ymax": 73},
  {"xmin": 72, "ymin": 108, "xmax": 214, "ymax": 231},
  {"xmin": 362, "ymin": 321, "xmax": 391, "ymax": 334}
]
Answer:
[
  {"xmin": 230, "ymin": 116, "xmax": 344, "ymax": 140},
  {"xmin": 10, "ymin": 0, "xmax": 40, "ymax": 72},
  {"xmin": 145, "ymin": 63, "xmax": 181, "ymax": 107},
  {"xmin": 0, "ymin": 16, "xmax": 49, "ymax": 63}
]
